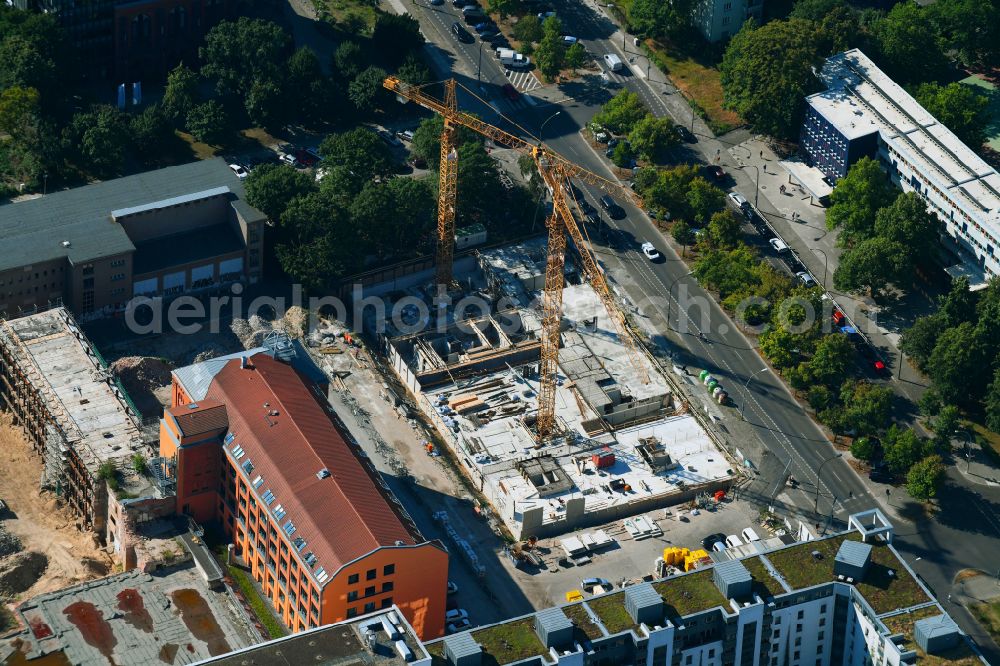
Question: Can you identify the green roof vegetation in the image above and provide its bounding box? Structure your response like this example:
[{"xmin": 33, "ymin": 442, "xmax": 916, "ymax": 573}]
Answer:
[
  {"xmin": 764, "ymin": 535, "xmax": 928, "ymax": 614},
  {"xmin": 562, "ymin": 603, "xmax": 603, "ymax": 641},
  {"xmin": 586, "ymin": 593, "xmax": 636, "ymax": 634},
  {"xmin": 653, "ymin": 570, "xmax": 727, "ymax": 618},
  {"xmin": 423, "ymin": 640, "xmax": 447, "ymax": 666},
  {"xmin": 741, "ymin": 556, "xmax": 785, "ymax": 599},
  {"xmin": 472, "ymin": 618, "xmax": 546, "ymax": 666},
  {"xmin": 882, "ymin": 606, "xmax": 980, "ymax": 665}
]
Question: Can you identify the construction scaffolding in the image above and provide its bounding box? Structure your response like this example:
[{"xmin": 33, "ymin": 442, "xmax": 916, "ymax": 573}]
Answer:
[{"xmin": 0, "ymin": 308, "xmax": 146, "ymax": 539}]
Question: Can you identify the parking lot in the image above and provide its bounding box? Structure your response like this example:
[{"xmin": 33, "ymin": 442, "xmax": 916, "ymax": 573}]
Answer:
[{"xmin": 481, "ymin": 497, "xmax": 768, "ymax": 613}]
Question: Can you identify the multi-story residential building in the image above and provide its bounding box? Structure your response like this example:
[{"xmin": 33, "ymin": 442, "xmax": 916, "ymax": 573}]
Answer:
[
  {"xmin": 11, "ymin": 0, "xmax": 230, "ymax": 79},
  {"xmin": 801, "ymin": 49, "xmax": 1000, "ymax": 288},
  {"xmin": 0, "ymin": 158, "xmax": 265, "ymax": 318},
  {"xmin": 158, "ymin": 351, "xmax": 450, "ymax": 639},
  {"xmin": 202, "ymin": 509, "xmax": 985, "ymax": 666},
  {"xmin": 691, "ymin": 0, "xmax": 763, "ymax": 43}
]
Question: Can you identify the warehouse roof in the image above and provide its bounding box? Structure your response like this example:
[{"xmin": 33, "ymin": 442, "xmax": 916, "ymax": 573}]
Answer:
[
  {"xmin": 0, "ymin": 158, "xmax": 259, "ymax": 273},
  {"xmin": 206, "ymin": 355, "xmax": 426, "ymax": 586}
]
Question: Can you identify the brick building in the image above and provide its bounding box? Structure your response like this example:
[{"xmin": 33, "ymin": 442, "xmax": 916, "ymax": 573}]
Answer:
[
  {"xmin": 0, "ymin": 158, "xmax": 265, "ymax": 318},
  {"xmin": 158, "ymin": 352, "xmax": 449, "ymax": 639}
]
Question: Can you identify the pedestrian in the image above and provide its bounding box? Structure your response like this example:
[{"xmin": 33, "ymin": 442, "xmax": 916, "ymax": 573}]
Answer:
[{"xmin": 759, "ymin": 150, "xmax": 763, "ymax": 159}]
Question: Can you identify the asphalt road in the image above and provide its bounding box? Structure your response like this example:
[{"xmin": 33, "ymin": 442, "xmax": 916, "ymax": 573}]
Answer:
[{"xmin": 390, "ymin": 0, "xmax": 1000, "ymax": 657}]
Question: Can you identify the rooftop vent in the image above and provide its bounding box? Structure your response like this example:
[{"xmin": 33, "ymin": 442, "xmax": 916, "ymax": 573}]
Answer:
[
  {"xmin": 61, "ymin": 240, "xmax": 71, "ymax": 247},
  {"xmin": 188, "ymin": 403, "xmax": 199, "ymax": 409},
  {"xmin": 317, "ymin": 468, "xmax": 331, "ymax": 479}
]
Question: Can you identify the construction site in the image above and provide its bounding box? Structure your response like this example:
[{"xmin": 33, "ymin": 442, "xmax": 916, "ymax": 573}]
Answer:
[{"xmin": 381, "ymin": 238, "xmax": 735, "ymax": 541}]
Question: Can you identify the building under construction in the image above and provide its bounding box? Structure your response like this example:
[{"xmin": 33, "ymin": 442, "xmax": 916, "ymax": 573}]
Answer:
[{"xmin": 0, "ymin": 307, "xmax": 156, "ymax": 539}]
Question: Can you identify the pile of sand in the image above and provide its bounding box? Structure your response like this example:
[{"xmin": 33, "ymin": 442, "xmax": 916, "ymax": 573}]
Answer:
[{"xmin": 0, "ymin": 551, "xmax": 48, "ymax": 599}]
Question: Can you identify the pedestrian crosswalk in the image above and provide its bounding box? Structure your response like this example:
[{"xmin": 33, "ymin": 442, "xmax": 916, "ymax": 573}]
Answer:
[{"xmin": 504, "ymin": 68, "xmax": 541, "ymax": 92}]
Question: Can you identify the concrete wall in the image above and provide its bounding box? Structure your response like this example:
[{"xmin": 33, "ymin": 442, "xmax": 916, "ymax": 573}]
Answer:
[
  {"xmin": 107, "ymin": 494, "xmax": 177, "ymax": 568},
  {"xmin": 116, "ymin": 194, "xmax": 231, "ymax": 243},
  {"xmin": 0, "ymin": 258, "xmax": 68, "ymax": 315}
]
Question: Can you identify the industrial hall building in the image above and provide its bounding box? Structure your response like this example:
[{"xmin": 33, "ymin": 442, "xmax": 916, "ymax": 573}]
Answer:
[
  {"xmin": 158, "ymin": 350, "xmax": 450, "ymax": 639},
  {"xmin": 0, "ymin": 158, "xmax": 266, "ymax": 319}
]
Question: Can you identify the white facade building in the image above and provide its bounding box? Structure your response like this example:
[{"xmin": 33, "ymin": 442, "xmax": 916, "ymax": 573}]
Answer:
[
  {"xmin": 805, "ymin": 49, "xmax": 1000, "ymax": 288},
  {"xmin": 691, "ymin": 0, "xmax": 763, "ymax": 43}
]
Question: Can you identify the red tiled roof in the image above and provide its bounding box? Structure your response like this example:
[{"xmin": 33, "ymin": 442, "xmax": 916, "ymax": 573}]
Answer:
[
  {"xmin": 206, "ymin": 356, "xmax": 419, "ymax": 583},
  {"xmin": 169, "ymin": 400, "xmax": 229, "ymax": 438}
]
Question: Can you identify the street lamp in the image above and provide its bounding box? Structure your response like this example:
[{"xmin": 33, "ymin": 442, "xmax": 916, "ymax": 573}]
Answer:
[
  {"xmin": 811, "ymin": 248, "xmax": 829, "ymax": 288},
  {"xmin": 665, "ymin": 270, "xmax": 693, "ymax": 332},
  {"xmin": 739, "ymin": 367, "xmax": 769, "ymax": 420},
  {"xmin": 539, "ymin": 111, "xmax": 562, "ymax": 144},
  {"xmin": 740, "ymin": 164, "xmax": 760, "ymax": 207},
  {"xmin": 814, "ymin": 453, "xmax": 843, "ymax": 514},
  {"xmin": 43, "ymin": 172, "xmax": 48, "ymax": 195}
]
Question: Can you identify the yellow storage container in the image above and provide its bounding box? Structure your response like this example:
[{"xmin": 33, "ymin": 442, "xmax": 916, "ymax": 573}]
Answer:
[{"xmin": 566, "ymin": 589, "xmax": 584, "ymax": 602}]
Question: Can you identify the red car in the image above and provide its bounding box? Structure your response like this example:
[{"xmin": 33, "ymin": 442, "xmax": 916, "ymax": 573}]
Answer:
[{"xmin": 502, "ymin": 83, "xmax": 520, "ymax": 102}]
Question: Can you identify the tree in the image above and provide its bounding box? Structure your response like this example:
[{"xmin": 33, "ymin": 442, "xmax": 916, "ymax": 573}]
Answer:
[
  {"xmin": 350, "ymin": 177, "xmax": 435, "ymax": 258},
  {"xmin": 906, "ymin": 454, "xmax": 945, "ymax": 500},
  {"xmin": 410, "ymin": 115, "xmax": 476, "ymax": 166},
  {"xmin": 319, "ymin": 127, "xmax": 395, "ymax": 187},
  {"xmin": 397, "ymin": 54, "xmax": 431, "ymax": 86},
  {"xmin": 287, "ymin": 47, "xmax": 329, "ymax": 125},
  {"xmin": 808, "ymin": 384, "xmax": 833, "ymax": 412},
  {"xmin": 985, "ymin": 368, "xmax": 1000, "ymax": 433},
  {"xmin": 789, "ymin": 0, "xmax": 843, "ymax": 21},
  {"xmin": 672, "ymin": 219, "xmax": 695, "ymax": 249},
  {"xmin": 185, "ymin": 100, "xmax": 229, "ymax": 145},
  {"xmin": 276, "ymin": 190, "xmax": 359, "ymax": 290},
  {"xmin": 881, "ymin": 424, "xmax": 928, "ymax": 473},
  {"xmin": 565, "ymin": 42, "xmax": 586, "ymax": 70},
  {"xmin": 803, "ymin": 333, "xmax": 854, "ymax": 388},
  {"xmin": 872, "ymin": 191, "xmax": 940, "ymax": 271},
  {"xmin": 513, "ymin": 15, "xmax": 543, "ymax": 44},
  {"xmin": 693, "ymin": 245, "xmax": 759, "ymax": 299},
  {"xmin": 627, "ymin": 114, "xmax": 678, "ymax": 162},
  {"xmin": 705, "ymin": 210, "xmax": 741, "ymax": 249},
  {"xmin": 535, "ymin": 16, "xmax": 566, "ymax": 80},
  {"xmin": 0, "ymin": 35, "xmax": 55, "ymax": 97},
  {"xmin": 611, "ymin": 141, "xmax": 633, "ymax": 168},
  {"xmin": 0, "ymin": 85, "xmax": 39, "ymax": 137},
  {"xmin": 244, "ymin": 162, "xmax": 317, "ymax": 222},
  {"xmin": 840, "ymin": 380, "xmax": 893, "ymax": 437},
  {"xmin": 487, "ymin": 0, "xmax": 523, "ymax": 18},
  {"xmin": 913, "ymin": 82, "xmax": 991, "ymax": 149},
  {"xmin": 686, "ymin": 177, "xmax": 725, "ymax": 225},
  {"xmin": 720, "ymin": 18, "xmax": 823, "ymax": 140},
  {"xmin": 162, "ymin": 63, "xmax": 199, "ymax": 123},
  {"xmin": 825, "ymin": 157, "xmax": 896, "ymax": 243},
  {"xmin": 833, "ymin": 236, "xmax": 906, "ymax": 294},
  {"xmin": 760, "ymin": 326, "xmax": 798, "ymax": 369},
  {"xmin": 334, "ymin": 41, "xmax": 364, "ymax": 78},
  {"xmin": 455, "ymin": 141, "xmax": 507, "ymax": 227},
  {"xmin": 931, "ymin": 404, "xmax": 960, "ymax": 446},
  {"xmin": 200, "ymin": 18, "xmax": 291, "ymax": 97},
  {"xmin": 348, "ymin": 66, "xmax": 390, "ymax": 113},
  {"xmin": 371, "ymin": 13, "xmax": 424, "ymax": 66},
  {"xmin": 627, "ymin": 0, "xmax": 693, "ymax": 40},
  {"xmin": 647, "ymin": 163, "xmax": 700, "ymax": 219},
  {"xmin": 926, "ymin": 0, "xmax": 1000, "ymax": 69},
  {"xmin": 927, "ymin": 322, "xmax": 989, "ymax": 407},
  {"xmin": 593, "ymin": 91, "xmax": 647, "ymax": 134},
  {"xmin": 245, "ymin": 77, "xmax": 286, "ymax": 128},
  {"xmin": 871, "ymin": 2, "xmax": 949, "ymax": 85},
  {"xmin": 850, "ymin": 436, "xmax": 878, "ymax": 463},
  {"xmin": 939, "ymin": 276, "xmax": 976, "ymax": 327},
  {"xmin": 130, "ymin": 104, "xmax": 174, "ymax": 155},
  {"xmin": 61, "ymin": 105, "xmax": 131, "ymax": 179},
  {"xmin": 899, "ymin": 314, "xmax": 943, "ymax": 370}
]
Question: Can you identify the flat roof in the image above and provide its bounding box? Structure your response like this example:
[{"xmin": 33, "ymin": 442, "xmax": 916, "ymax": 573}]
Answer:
[
  {"xmin": 0, "ymin": 159, "xmax": 260, "ymax": 272},
  {"xmin": 3, "ymin": 564, "xmax": 256, "ymax": 664},
  {"xmin": 1, "ymin": 308, "xmax": 143, "ymax": 474}
]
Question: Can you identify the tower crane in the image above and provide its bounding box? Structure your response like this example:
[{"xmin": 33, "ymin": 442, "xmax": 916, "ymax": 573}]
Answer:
[{"xmin": 384, "ymin": 76, "xmax": 650, "ymax": 442}]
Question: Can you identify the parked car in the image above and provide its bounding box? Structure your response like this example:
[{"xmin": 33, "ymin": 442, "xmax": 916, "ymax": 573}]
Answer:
[
  {"xmin": 228, "ymin": 163, "xmax": 249, "ymax": 180},
  {"xmin": 701, "ymin": 533, "xmax": 725, "ymax": 550},
  {"xmin": 581, "ymin": 577, "xmax": 612, "ymax": 591},
  {"xmin": 725, "ymin": 534, "xmax": 744, "ymax": 548},
  {"xmin": 706, "ymin": 164, "xmax": 725, "ymax": 181},
  {"xmin": 727, "ymin": 191, "xmax": 749, "ymax": 211},
  {"xmin": 474, "ymin": 21, "xmax": 496, "ymax": 32},
  {"xmin": 676, "ymin": 125, "xmax": 695, "ymax": 143},
  {"xmin": 599, "ymin": 194, "xmax": 625, "ymax": 220},
  {"xmin": 279, "ymin": 153, "xmax": 300, "ymax": 168},
  {"xmin": 502, "ymin": 83, "xmax": 520, "ymax": 102},
  {"xmin": 712, "ymin": 541, "xmax": 727, "ymax": 552},
  {"xmin": 741, "ymin": 528, "xmax": 761, "ymax": 543},
  {"xmin": 452, "ymin": 22, "xmax": 474, "ymax": 43},
  {"xmin": 397, "ymin": 129, "xmax": 415, "ymax": 142},
  {"xmin": 445, "ymin": 608, "xmax": 469, "ymax": 622},
  {"xmin": 447, "ymin": 619, "xmax": 471, "ymax": 633},
  {"xmin": 429, "ymin": 0, "xmax": 443, "ymax": 5},
  {"xmin": 409, "ymin": 156, "xmax": 428, "ymax": 169},
  {"xmin": 562, "ymin": 35, "xmax": 577, "ymax": 44},
  {"xmin": 603, "ymin": 53, "xmax": 623, "ymax": 72},
  {"xmin": 537, "ymin": 10, "xmax": 556, "ymax": 18},
  {"xmin": 768, "ymin": 238, "xmax": 789, "ymax": 253},
  {"xmin": 869, "ymin": 463, "xmax": 893, "ymax": 483},
  {"xmin": 641, "ymin": 242, "xmax": 661, "ymax": 261},
  {"xmin": 451, "ymin": 0, "xmax": 468, "ymax": 6},
  {"xmin": 795, "ymin": 271, "xmax": 817, "ymax": 287},
  {"xmin": 447, "ymin": 581, "xmax": 459, "ymax": 595}
]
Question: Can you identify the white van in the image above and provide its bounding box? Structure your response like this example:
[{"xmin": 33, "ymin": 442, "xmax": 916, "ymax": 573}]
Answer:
[
  {"xmin": 741, "ymin": 527, "xmax": 761, "ymax": 543},
  {"xmin": 724, "ymin": 534, "xmax": 744, "ymax": 549},
  {"xmin": 498, "ymin": 48, "xmax": 531, "ymax": 68},
  {"xmin": 603, "ymin": 53, "xmax": 623, "ymax": 72}
]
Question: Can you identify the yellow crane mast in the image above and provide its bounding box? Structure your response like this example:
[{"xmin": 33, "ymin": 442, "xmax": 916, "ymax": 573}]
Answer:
[{"xmin": 384, "ymin": 76, "xmax": 649, "ymax": 441}]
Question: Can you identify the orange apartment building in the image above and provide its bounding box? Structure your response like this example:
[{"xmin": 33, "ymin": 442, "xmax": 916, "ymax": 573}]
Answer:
[{"xmin": 158, "ymin": 352, "xmax": 449, "ymax": 639}]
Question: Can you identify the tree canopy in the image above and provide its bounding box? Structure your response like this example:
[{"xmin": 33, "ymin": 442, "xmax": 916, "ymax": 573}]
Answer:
[
  {"xmin": 825, "ymin": 157, "xmax": 896, "ymax": 245},
  {"xmin": 593, "ymin": 91, "xmax": 648, "ymax": 134},
  {"xmin": 870, "ymin": 2, "xmax": 949, "ymax": 85},
  {"xmin": 913, "ymin": 82, "xmax": 991, "ymax": 149},
  {"xmin": 627, "ymin": 0, "xmax": 693, "ymax": 40}
]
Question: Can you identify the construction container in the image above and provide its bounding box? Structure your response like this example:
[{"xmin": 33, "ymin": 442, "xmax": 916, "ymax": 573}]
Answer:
[
  {"xmin": 707, "ymin": 379, "xmax": 718, "ymax": 391},
  {"xmin": 712, "ymin": 386, "xmax": 724, "ymax": 398},
  {"xmin": 716, "ymin": 391, "xmax": 728, "ymax": 404},
  {"xmin": 703, "ymin": 374, "xmax": 715, "ymax": 386},
  {"xmin": 699, "ymin": 369, "xmax": 710, "ymax": 382},
  {"xmin": 592, "ymin": 448, "xmax": 615, "ymax": 468},
  {"xmin": 663, "ymin": 547, "xmax": 689, "ymax": 566}
]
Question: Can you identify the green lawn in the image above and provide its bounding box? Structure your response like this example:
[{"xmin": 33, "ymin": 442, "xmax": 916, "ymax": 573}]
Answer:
[
  {"xmin": 586, "ymin": 593, "xmax": 636, "ymax": 634},
  {"xmin": 313, "ymin": 0, "xmax": 378, "ymax": 32},
  {"xmin": 765, "ymin": 535, "xmax": 928, "ymax": 614},
  {"xmin": 424, "ymin": 640, "xmax": 448, "ymax": 666},
  {"xmin": 562, "ymin": 603, "xmax": 604, "ymax": 640},
  {"xmin": 642, "ymin": 40, "xmax": 742, "ymax": 135},
  {"xmin": 472, "ymin": 618, "xmax": 546, "ymax": 666},
  {"xmin": 741, "ymin": 556, "xmax": 785, "ymax": 600},
  {"xmin": 959, "ymin": 75, "xmax": 1000, "ymax": 153},
  {"xmin": 653, "ymin": 570, "xmax": 728, "ymax": 618},
  {"xmin": 970, "ymin": 600, "xmax": 1000, "ymax": 651}
]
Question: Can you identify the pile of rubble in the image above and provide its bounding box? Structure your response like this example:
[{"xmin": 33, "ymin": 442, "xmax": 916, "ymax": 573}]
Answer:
[
  {"xmin": 0, "ymin": 526, "xmax": 23, "ymax": 559},
  {"xmin": 110, "ymin": 356, "xmax": 173, "ymax": 395},
  {"xmin": 0, "ymin": 526, "xmax": 48, "ymax": 599},
  {"xmin": 231, "ymin": 308, "xmax": 310, "ymax": 350}
]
